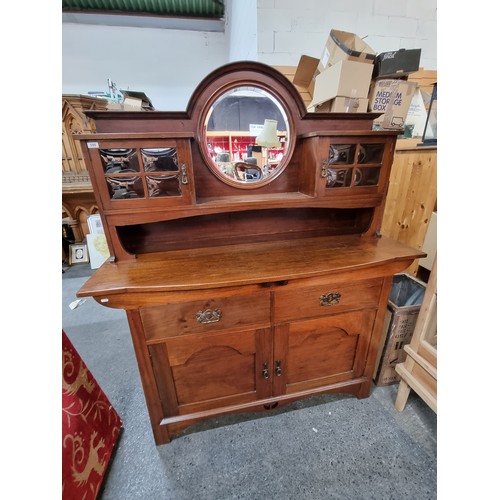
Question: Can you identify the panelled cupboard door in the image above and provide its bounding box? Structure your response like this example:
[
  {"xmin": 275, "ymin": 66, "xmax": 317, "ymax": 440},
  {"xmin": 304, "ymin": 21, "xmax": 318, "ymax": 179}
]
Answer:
[
  {"xmin": 273, "ymin": 309, "xmax": 377, "ymax": 395},
  {"xmin": 148, "ymin": 327, "xmax": 273, "ymax": 417}
]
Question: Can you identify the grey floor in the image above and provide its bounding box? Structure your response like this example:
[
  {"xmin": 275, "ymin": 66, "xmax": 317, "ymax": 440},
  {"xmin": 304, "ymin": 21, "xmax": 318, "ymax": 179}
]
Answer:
[{"xmin": 62, "ymin": 262, "xmax": 437, "ymax": 500}]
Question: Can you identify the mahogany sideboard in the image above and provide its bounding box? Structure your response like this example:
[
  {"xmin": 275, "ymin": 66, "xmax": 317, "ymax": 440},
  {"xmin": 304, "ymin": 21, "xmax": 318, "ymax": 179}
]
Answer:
[{"xmin": 75, "ymin": 61, "xmax": 424, "ymax": 445}]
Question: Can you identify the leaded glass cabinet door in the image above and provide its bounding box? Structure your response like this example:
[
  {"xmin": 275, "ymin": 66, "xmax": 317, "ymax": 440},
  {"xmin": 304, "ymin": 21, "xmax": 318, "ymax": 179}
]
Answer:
[
  {"xmin": 86, "ymin": 138, "xmax": 195, "ymax": 210},
  {"xmin": 325, "ymin": 141, "xmax": 384, "ymax": 189},
  {"xmin": 317, "ymin": 136, "xmax": 393, "ymax": 196}
]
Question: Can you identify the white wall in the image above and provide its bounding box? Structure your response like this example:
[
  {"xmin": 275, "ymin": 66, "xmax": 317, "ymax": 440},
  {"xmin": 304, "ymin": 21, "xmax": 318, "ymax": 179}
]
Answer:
[
  {"xmin": 62, "ymin": 1, "xmax": 436, "ymax": 111},
  {"xmin": 227, "ymin": 0, "xmax": 258, "ymax": 61},
  {"xmin": 62, "ymin": 23, "xmax": 228, "ymax": 111},
  {"xmin": 257, "ymin": 0, "xmax": 437, "ymax": 70}
]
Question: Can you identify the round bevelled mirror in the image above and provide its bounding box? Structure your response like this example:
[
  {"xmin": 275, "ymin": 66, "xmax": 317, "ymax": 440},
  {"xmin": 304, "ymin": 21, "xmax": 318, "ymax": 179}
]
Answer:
[{"xmin": 201, "ymin": 86, "xmax": 292, "ymax": 188}]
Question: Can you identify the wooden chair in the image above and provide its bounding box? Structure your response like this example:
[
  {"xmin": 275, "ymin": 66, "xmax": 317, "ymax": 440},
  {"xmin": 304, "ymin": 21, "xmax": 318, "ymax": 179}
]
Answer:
[{"xmin": 234, "ymin": 162, "xmax": 262, "ymax": 181}]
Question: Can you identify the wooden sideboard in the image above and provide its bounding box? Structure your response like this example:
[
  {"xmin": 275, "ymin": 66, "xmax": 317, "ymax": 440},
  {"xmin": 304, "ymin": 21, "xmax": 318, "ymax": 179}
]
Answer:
[{"xmin": 74, "ymin": 61, "xmax": 424, "ymax": 444}]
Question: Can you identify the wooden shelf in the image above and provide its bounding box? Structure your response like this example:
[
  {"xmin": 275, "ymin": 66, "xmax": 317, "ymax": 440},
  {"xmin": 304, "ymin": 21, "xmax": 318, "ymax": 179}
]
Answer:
[{"xmin": 78, "ymin": 235, "xmax": 424, "ymax": 298}]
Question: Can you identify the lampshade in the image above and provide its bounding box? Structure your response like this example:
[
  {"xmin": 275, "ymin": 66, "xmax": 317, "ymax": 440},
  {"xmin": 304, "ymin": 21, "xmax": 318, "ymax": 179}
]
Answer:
[{"xmin": 255, "ymin": 119, "xmax": 281, "ymax": 148}]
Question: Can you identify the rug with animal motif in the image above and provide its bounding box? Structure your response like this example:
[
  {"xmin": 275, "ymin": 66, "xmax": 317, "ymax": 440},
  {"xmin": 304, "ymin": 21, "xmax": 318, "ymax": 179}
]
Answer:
[{"xmin": 62, "ymin": 330, "xmax": 122, "ymax": 499}]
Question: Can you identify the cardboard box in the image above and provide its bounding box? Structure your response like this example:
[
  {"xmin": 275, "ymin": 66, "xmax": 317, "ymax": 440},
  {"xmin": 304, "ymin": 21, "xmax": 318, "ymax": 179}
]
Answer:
[
  {"xmin": 309, "ymin": 97, "xmax": 369, "ymax": 113},
  {"xmin": 373, "ymin": 49, "xmax": 421, "ymax": 79},
  {"xmin": 293, "ymin": 55, "xmax": 320, "ymax": 96},
  {"xmin": 120, "ymin": 90, "xmax": 155, "ymax": 110},
  {"xmin": 373, "ymin": 274, "xmax": 426, "ymax": 386},
  {"xmin": 273, "ymin": 64, "xmax": 314, "ymax": 106},
  {"xmin": 106, "ymin": 97, "xmax": 145, "ymax": 111},
  {"xmin": 123, "ymin": 97, "xmax": 143, "ymax": 110},
  {"xmin": 310, "ymin": 60, "xmax": 373, "ymax": 107},
  {"xmin": 369, "ymin": 79, "xmax": 417, "ymax": 129},
  {"xmin": 319, "ymin": 29, "xmax": 376, "ymax": 72}
]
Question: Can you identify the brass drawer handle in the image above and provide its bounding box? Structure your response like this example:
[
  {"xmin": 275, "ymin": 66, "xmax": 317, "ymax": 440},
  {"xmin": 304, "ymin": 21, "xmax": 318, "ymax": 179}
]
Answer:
[
  {"xmin": 319, "ymin": 292, "xmax": 341, "ymax": 307},
  {"xmin": 262, "ymin": 363, "xmax": 269, "ymax": 380},
  {"xmin": 275, "ymin": 360, "xmax": 282, "ymax": 377},
  {"xmin": 196, "ymin": 308, "xmax": 222, "ymax": 324}
]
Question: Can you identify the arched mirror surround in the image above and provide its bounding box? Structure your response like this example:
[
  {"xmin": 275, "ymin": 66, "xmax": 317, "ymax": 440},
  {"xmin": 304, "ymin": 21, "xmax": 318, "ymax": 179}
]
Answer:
[{"xmin": 199, "ymin": 84, "xmax": 295, "ymax": 189}]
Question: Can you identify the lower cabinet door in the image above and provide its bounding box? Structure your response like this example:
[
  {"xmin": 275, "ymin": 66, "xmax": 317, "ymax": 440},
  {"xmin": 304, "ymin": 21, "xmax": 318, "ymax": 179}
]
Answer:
[
  {"xmin": 148, "ymin": 327, "xmax": 272, "ymax": 416},
  {"xmin": 273, "ymin": 309, "xmax": 377, "ymax": 395}
]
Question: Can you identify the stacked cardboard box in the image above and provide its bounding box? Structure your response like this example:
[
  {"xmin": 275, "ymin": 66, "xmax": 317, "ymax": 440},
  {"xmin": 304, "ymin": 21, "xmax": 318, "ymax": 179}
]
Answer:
[
  {"xmin": 368, "ymin": 79, "xmax": 417, "ymax": 130},
  {"xmin": 309, "ymin": 60, "xmax": 372, "ymax": 112},
  {"xmin": 318, "ymin": 29, "xmax": 376, "ymax": 72},
  {"xmin": 284, "ymin": 30, "xmax": 424, "ymax": 132},
  {"xmin": 368, "ymin": 48, "xmax": 421, "ymax": 130},
  {"xmin": 372, "ymin": 49, "xmax": 421, "ymax": 79},
  {"xmin": 273, "ymin": 63, "xmax": 314, "ymax": 107},
  {"xmin": 298, "ymin": 30, "xmax": 375, "ymax": 113}
]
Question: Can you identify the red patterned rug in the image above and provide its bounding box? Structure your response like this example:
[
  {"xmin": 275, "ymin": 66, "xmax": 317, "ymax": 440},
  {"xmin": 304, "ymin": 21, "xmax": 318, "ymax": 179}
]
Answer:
[{"xmin": 62, "ymin": 330, "xmax": 122, "ymax": 499}]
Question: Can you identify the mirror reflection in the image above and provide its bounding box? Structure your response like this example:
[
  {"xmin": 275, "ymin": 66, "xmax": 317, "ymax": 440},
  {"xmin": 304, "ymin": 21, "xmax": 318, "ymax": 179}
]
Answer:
[{"xmin": 204, "ymin": 86, "xmax": 290, "ymax": 186}]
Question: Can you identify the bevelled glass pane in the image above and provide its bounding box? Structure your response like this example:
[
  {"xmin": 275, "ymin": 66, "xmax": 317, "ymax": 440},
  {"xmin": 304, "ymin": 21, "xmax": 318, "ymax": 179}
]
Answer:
[
  {"xmin": 141, "ymin": 148, "xmax": 179, "ymax": 173},
  {"xmin": 326, "ymin": 167, "xmax": 353, "ymax": 188},
  {"xmin": 146, "ymin": 175, "xmax": 181, "ymax": 197},
  {"xmin": 328, "ymin": 144, "xmax": 356, "ymax": 165},
  {"xmin": 106, "ymin": 175, "xmax": 145, "ymax": 199},
  {"xmin": 100, "ymin": 149, "xmax": 140, "ymax": 173},
  {"xmin": 358, "ymin": 144, "xmax": 384, "ymax": 164},
  {"xmin": 354, "ymin": 167, "xmax": 381, "ymax": 186}
]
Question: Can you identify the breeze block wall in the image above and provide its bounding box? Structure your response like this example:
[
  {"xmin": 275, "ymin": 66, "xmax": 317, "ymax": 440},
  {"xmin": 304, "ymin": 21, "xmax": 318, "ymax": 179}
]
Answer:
[{"xmin": 256, "ymin": 0, "xmax": 437, "ymax": 70}]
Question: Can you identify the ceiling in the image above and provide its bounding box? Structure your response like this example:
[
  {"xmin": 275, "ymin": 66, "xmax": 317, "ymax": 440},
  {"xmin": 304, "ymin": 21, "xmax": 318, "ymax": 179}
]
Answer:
[{"xmin": 62, "ymin": 0, "xmax": 226, "ymax": 31}]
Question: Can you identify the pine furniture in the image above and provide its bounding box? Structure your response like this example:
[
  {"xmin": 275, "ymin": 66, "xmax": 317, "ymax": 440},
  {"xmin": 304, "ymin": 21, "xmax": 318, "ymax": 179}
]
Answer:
[
  {"xmin": 62, "ymin": 95, "xmax": 108, "ymax": 240},
  {"xmin": 395, "ymin": 257, "xmax": 437, "ymax": 412}
]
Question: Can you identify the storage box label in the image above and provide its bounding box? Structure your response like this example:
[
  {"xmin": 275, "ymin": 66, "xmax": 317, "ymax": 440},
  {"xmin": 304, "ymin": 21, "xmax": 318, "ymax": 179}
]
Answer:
[{"xmin": 372, "ymin": 90, "xmax": 405, "ymax": 110}]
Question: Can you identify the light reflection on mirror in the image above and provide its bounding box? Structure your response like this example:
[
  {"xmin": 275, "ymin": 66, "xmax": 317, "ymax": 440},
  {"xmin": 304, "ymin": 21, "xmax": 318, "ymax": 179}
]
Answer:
[{"xmin": 203, "ymin": 86, "xmax": 290, "ymax": 186}]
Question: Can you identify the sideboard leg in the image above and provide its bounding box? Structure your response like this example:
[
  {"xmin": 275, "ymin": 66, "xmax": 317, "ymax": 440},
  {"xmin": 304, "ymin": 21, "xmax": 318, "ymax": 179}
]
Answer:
[
  {"xmin": 356, "ymin": 380, "xmax": 372, "ymax": 399},
  {"xmin": 153, "ymin": 425, "xmax": 171, "ymax": 445}
]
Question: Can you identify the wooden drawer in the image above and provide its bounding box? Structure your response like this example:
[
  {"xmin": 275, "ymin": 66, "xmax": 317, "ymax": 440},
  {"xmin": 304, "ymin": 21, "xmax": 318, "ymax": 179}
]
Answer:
[
  {"xmin": 140, "ymin": 293, "xmax": 271, "ymax": 342},
  {"xmin": 274, "ymin": 277, "xmax": 383, "ymax": 323}
]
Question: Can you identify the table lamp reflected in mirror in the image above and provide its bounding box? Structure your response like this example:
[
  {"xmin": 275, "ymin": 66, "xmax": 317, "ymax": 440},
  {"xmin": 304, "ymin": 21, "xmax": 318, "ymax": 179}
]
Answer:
[{"xmin": 256, "ymin": 119, "xmax": 281, "ymax": 177}]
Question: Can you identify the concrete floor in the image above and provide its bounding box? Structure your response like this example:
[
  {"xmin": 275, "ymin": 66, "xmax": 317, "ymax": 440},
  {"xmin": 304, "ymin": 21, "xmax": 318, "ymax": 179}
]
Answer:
[{"xmin": 62, "ymin": 263, "xmax": 437, "ymax": 499}]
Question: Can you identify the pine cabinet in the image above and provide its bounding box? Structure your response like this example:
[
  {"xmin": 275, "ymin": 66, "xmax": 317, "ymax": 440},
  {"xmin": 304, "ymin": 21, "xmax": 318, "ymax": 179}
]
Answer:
[
  {"xmin": 62, "ymin": 95, "xmax": 107, "ymax": 240},
  {"xmin": 76, "ymin": 61, "xmax": 424, "ymax": 444}
]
